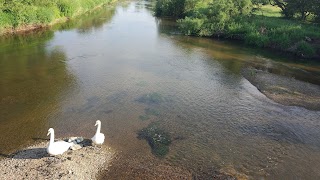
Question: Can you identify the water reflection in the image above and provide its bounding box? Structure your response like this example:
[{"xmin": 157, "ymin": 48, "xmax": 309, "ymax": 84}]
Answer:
[
  {"xmin": 0, "ymin": 5, "xmax": 117, "ymax": 154},
  {"xmin": 1, "ymin": 1, "xmax": 320, "ymax": 179},
  {"xmin": 156, "ymin": 18, "xmax": 320, "ymax": 84},
  {"xmin": 0, "ymin": 31, "xmax": 73, "ymax": 154}
]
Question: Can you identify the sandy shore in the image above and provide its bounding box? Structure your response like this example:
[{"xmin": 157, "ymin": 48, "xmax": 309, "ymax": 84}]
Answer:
[
  {"xmin": 0, "ymin": 140, "xmax": 115, "ymax": 180},
  {"xmin": 242, "ymin": 67, "xmax": 320, "ymax": 111}
]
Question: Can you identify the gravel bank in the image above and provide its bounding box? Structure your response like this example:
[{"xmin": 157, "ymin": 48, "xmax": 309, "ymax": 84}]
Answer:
[
  {"xmin": 242, "ymin": 67, "xmax": 320, "ymax": 111},
  {"xmin": 0, "ymin": 140, "xmax": 115, "ymax": 180}
]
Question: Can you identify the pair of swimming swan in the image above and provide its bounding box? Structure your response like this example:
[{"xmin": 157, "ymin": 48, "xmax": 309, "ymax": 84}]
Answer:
[{"xmin": 47, "ymin": 120, "xmax": 105, "ymax": 156}]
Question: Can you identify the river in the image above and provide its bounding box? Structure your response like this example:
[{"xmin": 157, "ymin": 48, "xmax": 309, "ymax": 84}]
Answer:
[{"xmin": 1, "ymin": 1, "xmax": 320, "ymax": 179}]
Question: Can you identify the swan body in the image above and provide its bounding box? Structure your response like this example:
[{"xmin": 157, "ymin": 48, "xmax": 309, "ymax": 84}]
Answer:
[
  {"xmin": 91, "ymin": 120, "xmax": 105, "ymax": 145},
  {"xmin": 47, "ymin": 128, "xmax": 72, "ymax": 156}
]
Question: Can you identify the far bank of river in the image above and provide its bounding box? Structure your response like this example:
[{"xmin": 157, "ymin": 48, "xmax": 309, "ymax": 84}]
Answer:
[{"xmin": 0, "ymin": 0, "xmax": 117, "ymax": 35}]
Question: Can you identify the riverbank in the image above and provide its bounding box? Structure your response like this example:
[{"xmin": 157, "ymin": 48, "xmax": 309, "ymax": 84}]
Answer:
[
  {"xmin": 155, "ymin": 1, "xmax": 320, "ymax": 59},
  {"xmin": 242, "ymin": 67, "xmax": 320, "ymax": 111},
  {"xmin": 0, "ymin": 140, "xmax": 115, "ymax": 179},
  {"xmin": 0, "ymin": 0, "xmax": 117, "ymax": 35}
]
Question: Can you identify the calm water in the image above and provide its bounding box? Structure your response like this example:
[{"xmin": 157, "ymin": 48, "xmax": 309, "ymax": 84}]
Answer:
[{"xmin": 1, "ymin": 1, "xmax": 320, "ymax": 179}]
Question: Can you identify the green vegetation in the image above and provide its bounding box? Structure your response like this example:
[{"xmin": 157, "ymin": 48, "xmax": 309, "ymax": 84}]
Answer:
[
  {"xmin": 0, "ymin": 0, "xmax": 115, "ymax": 34},
  {"xmin": 154, "ymin": 0, "xmax": 320, "ymax": 58},
  {"xmin": 253, "ymin": 4, "xmax": 282, "ymax": 17},
  {"xmin": 137, "ymin": 123, "xmax": 171, "ymax": 157}
]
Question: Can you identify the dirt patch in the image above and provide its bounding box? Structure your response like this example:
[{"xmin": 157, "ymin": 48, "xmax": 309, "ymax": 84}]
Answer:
[
  {"xmin": 0, "ymin": 140, "xmax": 115, "ymax": 180},
  {"xmin": 242, "ymin": 67, "xmax": 320, "ymax": 111}
]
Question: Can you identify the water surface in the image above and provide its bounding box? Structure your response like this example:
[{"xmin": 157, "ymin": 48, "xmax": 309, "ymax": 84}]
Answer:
[{"xmin": 1, "ymin": 1, "xmax": 320, "ymax": 179}]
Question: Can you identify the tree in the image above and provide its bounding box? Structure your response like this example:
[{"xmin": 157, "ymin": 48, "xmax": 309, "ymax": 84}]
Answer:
[{"xmin": 269, "ymin": 0, "xmax": 319, "ymax": 20}]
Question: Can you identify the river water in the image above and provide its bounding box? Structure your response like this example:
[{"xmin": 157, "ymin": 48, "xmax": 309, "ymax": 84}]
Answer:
[{"xmin": 1, "ymin": 1, "xmax": 320, "ymax": 179}]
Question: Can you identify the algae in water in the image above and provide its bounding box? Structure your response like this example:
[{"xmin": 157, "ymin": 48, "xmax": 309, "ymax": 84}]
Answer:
[{"xmin": 137, "ymin": 123, "xmax": 171, "ymax": 157}]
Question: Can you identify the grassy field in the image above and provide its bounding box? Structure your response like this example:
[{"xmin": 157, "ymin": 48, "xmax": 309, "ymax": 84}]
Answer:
[
  {"xmin": 253, "ymin": 4, "xmax": 282, "ymax": 17},
  {"xmin": 0, "ymin": 0, "xmax": 116, "ymax": 34}
]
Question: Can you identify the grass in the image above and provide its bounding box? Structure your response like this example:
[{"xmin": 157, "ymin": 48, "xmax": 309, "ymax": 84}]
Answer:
[
  {"xmin": 253, "ymin": 4, "xmax": 282, "ymax": 17},
  {"xmin": 225, "ymin": 15, "xmax": 320, "ymax": 56},
  {"xmin": 0, "ymin": 0, "xmax": 116, "ymax": 34}
]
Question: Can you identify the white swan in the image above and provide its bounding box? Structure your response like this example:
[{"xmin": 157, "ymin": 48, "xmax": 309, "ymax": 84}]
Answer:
[
  {"xmin": 47, "ymin": 128, "xmax": 72, "ymax": 156},
  {"xmin": 91, "ymin": 120, "xmax": 105, "ymax": 145}
]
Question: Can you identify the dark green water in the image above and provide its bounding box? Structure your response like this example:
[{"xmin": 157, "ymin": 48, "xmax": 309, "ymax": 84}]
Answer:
[{"xmin": 1, "ymin": 1, "xmax": 320, "ymax": 179}]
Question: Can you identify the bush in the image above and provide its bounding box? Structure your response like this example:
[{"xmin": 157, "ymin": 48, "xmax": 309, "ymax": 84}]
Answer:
[
  {"xmin": 57, "ymin": 0, "xmax": 79, "ymax": 17},
  {"xmin": 296, "ymin": 41, "xmax": 316, "ymax": 57},
  {"xmin": 36, "ymin": 7, "xmax": 56, "ymax": 23},
  {"xmin": 178, "ymin": 17, "xmax": 204, "ymax": 35},
  {"xmin": 245, "ymin": 31, "xmax": 270, "ymax": 47},
  {"xmin": 0, "ymin": 11, "xmax": 14, "ymax": 28}
]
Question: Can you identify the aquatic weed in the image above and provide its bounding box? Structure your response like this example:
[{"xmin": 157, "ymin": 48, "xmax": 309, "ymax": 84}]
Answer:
[
  {"xmin": 137, "ymin": 123, "xmax": 171, "ymax": 157},
  {"xmin": 136, "ymin": 92, "xmax": 163, "ymax": 105}
]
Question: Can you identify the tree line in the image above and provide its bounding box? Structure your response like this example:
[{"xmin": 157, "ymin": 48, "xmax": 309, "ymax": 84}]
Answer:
[
  {"xmin": 155, "ymin": 0, "xmax": 320, "ymax": 58},
  {"xmin": 155, "ymin": 0, "xmax": 320, "ymax": 22}
]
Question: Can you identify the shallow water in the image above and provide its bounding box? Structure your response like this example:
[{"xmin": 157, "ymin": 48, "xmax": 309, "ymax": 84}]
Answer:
[{"xmin": 1, "ymin": 1, "xmax": 320, "ymax": 179}]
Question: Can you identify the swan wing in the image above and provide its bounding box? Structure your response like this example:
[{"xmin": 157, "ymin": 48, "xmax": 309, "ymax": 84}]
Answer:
[
  {"xmin": 92, "ymin": 133, "xmax": 105, "ymax": 145},
  {"xmin": 47, "ymin": 141, "xmax": 72, "ymax": 155}
]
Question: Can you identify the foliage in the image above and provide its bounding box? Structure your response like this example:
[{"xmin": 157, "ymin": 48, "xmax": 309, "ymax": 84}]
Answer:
[
  {"xmin": 270, "ymin": 0, "xmax": 320, "ymax": 21},
  {"xmin": 0, "ymin": 0, "xmax": 113, "ymax": 32},
  {"xmin": 155, "ymin": 0, "xmax": 320, "ymax": 58},
  {"xmin": 137, "ymin": 123, "xmax": 171, "ymax": 157},
  {"xmin": 177, "ymin": 0, "xmax": 252, "ymax": 36},
  {"xmin": 155, "ymin": 0, "xmax": 195, "ymax": 18},
  {"xmin": 296, "ymin": 41, "xmax": 316, "ymax": 57}
]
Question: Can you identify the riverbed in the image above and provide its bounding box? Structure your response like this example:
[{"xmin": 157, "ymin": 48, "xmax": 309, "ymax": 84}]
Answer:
[{"xmin": 1, "ymin": 1, "xmax": 320, "ymax": 179}]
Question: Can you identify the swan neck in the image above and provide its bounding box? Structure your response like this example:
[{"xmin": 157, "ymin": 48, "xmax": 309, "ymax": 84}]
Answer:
[
  {"xmin": 49, "ymin": 131, "xmax": 54, "ymax": 144},
  {"xmin": 96, "ymin": 123, "xmax": 101, "ymax": 134}
]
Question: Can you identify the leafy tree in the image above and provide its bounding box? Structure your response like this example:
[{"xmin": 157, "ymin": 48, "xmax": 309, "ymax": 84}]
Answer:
[{"xmin": 269, "ymin": 0, "xmax": 319, "ymax": 20}]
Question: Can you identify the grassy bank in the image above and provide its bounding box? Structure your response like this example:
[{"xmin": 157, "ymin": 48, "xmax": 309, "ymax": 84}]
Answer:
[
  {"xmin": 155, "ymin": 0, "xmax": 320, "ymax": 59},
  {"xmin": 219, "ymin": 16, "xmax": 320, "ymax": 58},
  {"xmin": 0, "ymin": 0, "xmax": 116, "ymax": 34}
]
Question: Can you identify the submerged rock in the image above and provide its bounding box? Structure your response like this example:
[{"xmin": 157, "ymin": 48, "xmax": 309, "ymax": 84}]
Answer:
[
  {"xmin": 137, "ymin": 124, "xmax": 171, "ymax": 157},
  {"xmin": 139, "ymin": 115, "xmax": 150, "ymax": 121},
  {"xmin": 145, "ymin": 108, "xmax": 160, "ymax": 116},
  {"xmin": 136, "ymin": 92, "xmax": 163, "ymax": 105}
]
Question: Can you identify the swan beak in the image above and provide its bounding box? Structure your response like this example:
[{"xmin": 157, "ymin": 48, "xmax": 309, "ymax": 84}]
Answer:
[
  {"xmin": 95, "ymin": 122, "xmax": 98, "ymax": 126},
  {"xmin": 47, "ymin": 131, "xmax": 50, "ymax": 136}
]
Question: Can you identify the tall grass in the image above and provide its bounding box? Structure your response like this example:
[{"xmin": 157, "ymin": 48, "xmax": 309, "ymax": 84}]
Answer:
[{"xmin": 0, "ymin": 0, "xmax": 114, "ymax": 33}]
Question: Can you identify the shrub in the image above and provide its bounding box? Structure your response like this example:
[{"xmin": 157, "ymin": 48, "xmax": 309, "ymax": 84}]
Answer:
[
  {"xmin": 0, "ymin": 11, "xmax": 14, "ymax": 28},
  {"xmin": 296, "ymin": 41, "xmax": 316, "ymax": 57},
  {"xmin": 178, "ymin": 17, "xmax": 204, "ymax": 35},
  {"xmin": 57, "ymin": 0, "xmax": 79, "ymax": 17},
  {"xmin": 245, "ymin": 31, "xmax": 270, "ymax": 47},
  {"xmin": 36, "ymin": 7, "xmax": 56, "ymax": 23}
]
